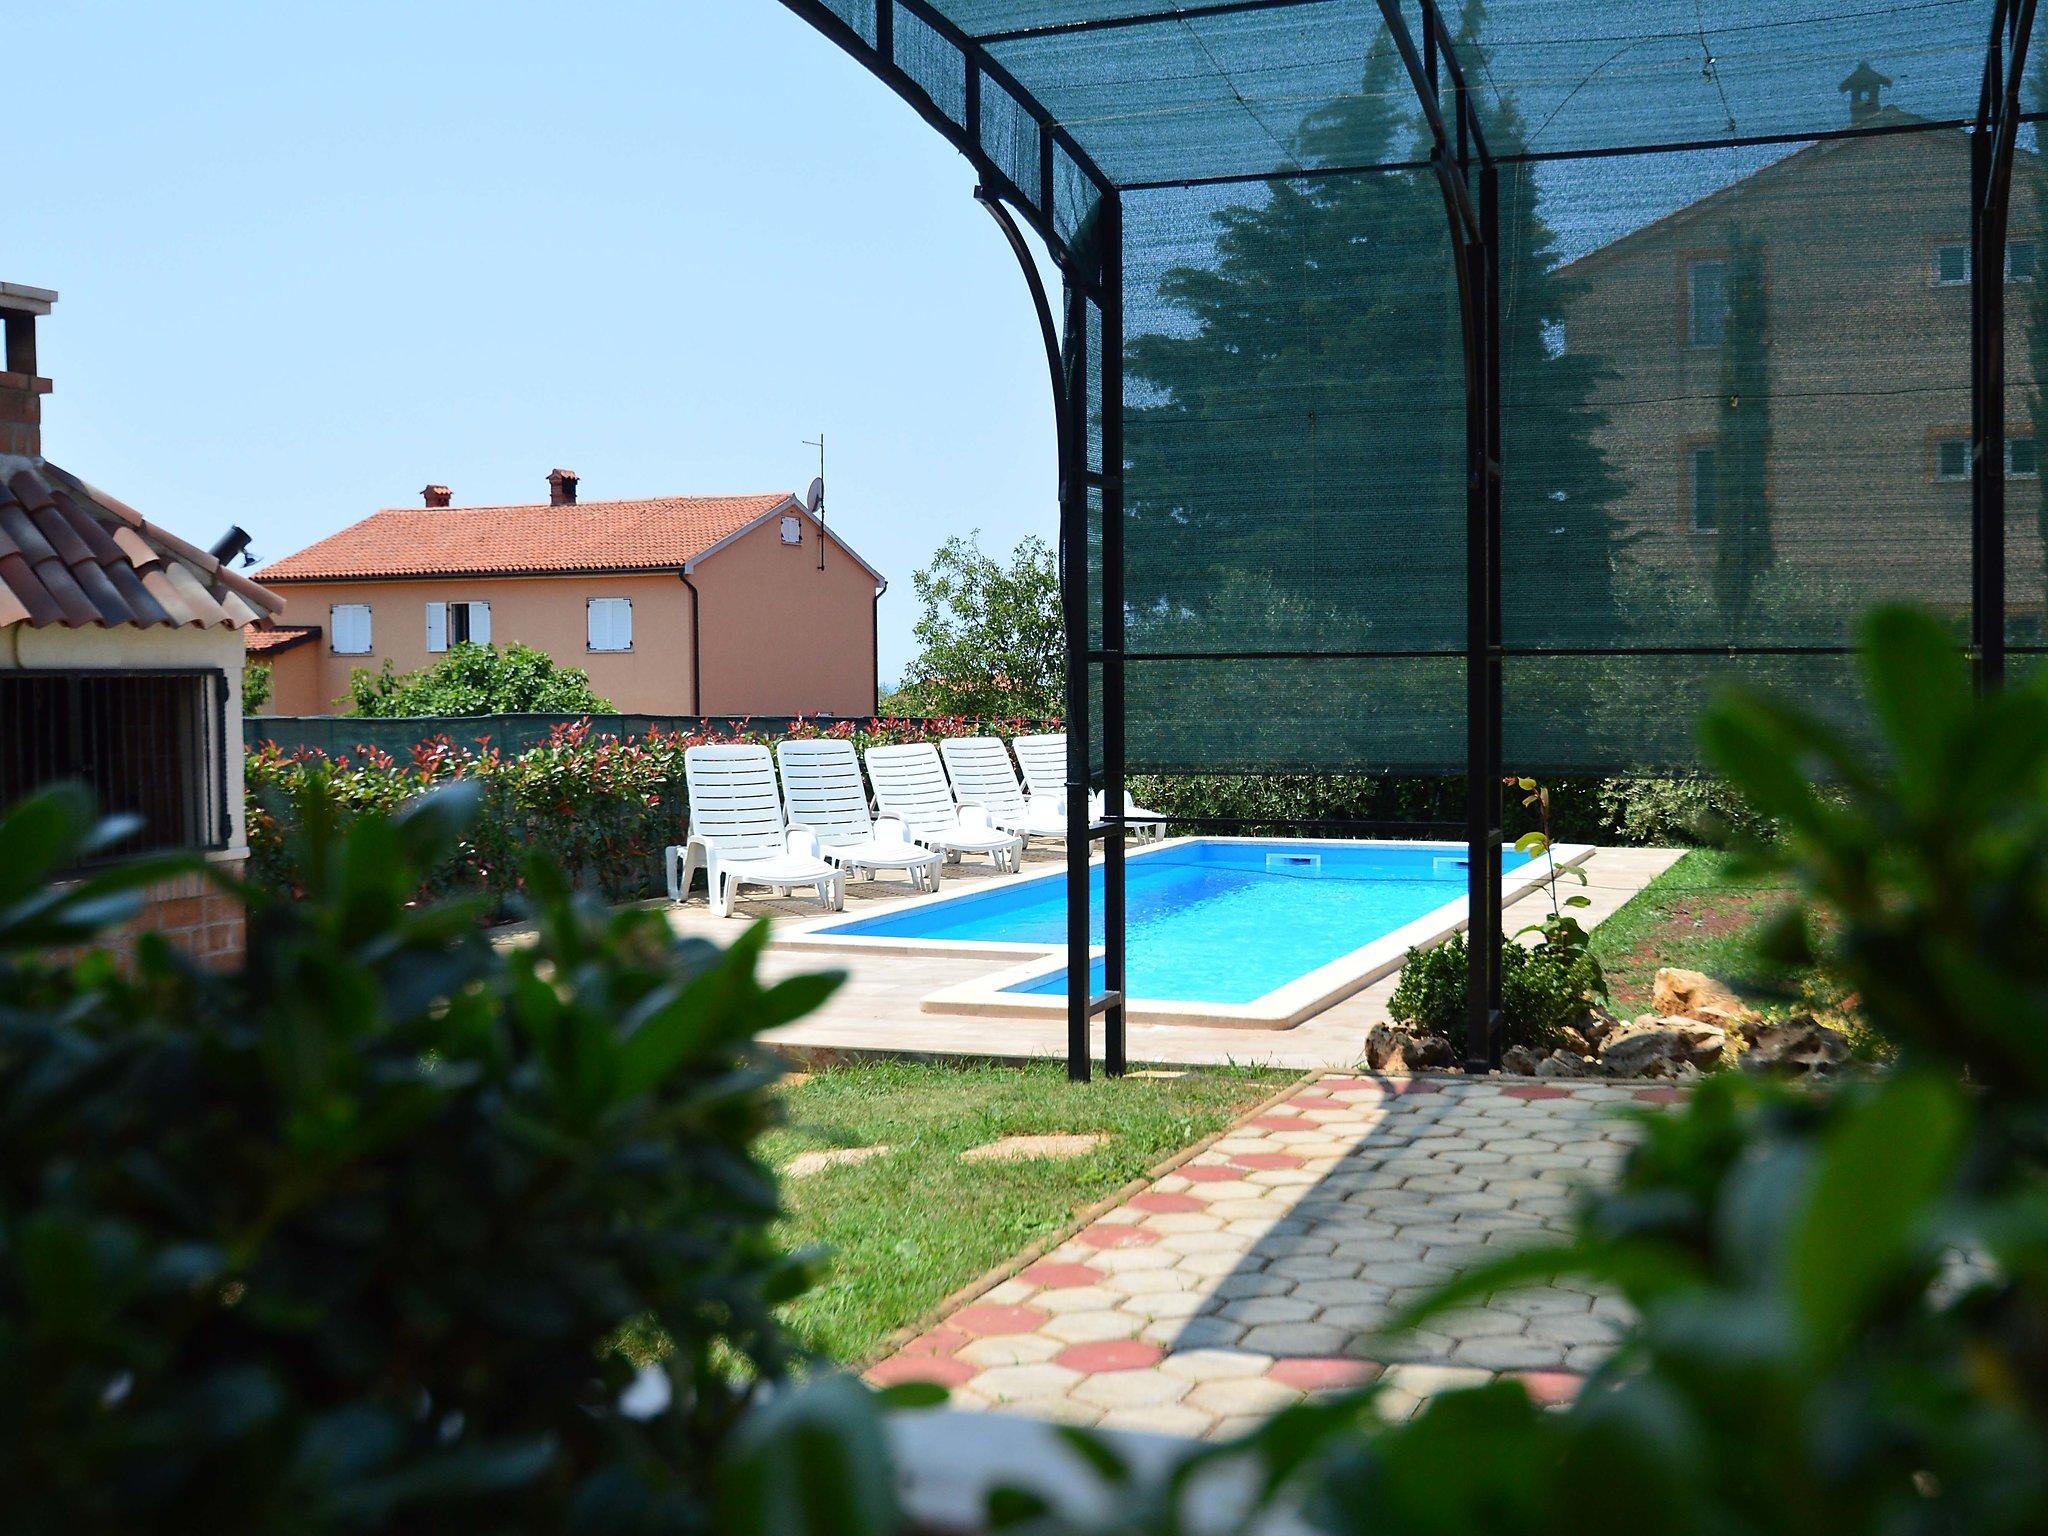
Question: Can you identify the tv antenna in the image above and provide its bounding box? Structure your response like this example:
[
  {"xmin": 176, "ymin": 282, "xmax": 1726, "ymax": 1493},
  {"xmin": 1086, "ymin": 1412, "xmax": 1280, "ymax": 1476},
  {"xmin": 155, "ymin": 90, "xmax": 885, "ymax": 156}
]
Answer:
[{"xmin": 803, "ymin": 432, "xmax": 826, "ymax": 571}]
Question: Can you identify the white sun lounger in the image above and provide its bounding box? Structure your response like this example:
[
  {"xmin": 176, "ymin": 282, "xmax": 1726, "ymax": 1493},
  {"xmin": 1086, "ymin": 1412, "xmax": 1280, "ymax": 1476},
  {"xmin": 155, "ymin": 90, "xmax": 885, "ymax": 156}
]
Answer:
[
  {"xmin": 668, "ymin": 744, "xmax": 845, "ymax": 917},
  {"xmin": 937, "ymin": 735, "xmax": 1068, "ymax": 845},
  {"xmin": 865, "ymin": 742, "xmax": 1025, "ymax": 873},
  {"xmin": 1012, "ymin": 732, "xmax": 1169, "ymax": 842},
  {"xmin": 776, "ymin": 738, "xmax": 945, "ymax": 892}
]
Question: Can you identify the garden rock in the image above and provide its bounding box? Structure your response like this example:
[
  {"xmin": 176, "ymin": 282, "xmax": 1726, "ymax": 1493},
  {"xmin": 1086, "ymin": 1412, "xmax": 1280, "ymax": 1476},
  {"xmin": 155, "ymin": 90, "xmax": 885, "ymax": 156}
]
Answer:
[
  {"xmin": 1365, "ymin": 1023, "xmax": 1456, "ymax": 1074},
  {"xmin": 1741, "ymin": 1016, "xmax": 1852, "ymax": 1077},
  {"xmin": 1599, "ymin": 1018, "xmax": 1728, "ymax": 1078},
  {"xmin": 1536, "ymin": 1049, "xmax": 1602, "ymax": 1079},
  {"xmin": 1500, "ymin": 1045, "xmax": 1544, "ymax": 1076},
  {"xmin": 1651, "ymin": 968, "xmax": 1755, "ymax": 1028},
  {"xmin": 1574, "ymin": 1006, "xmax": 1624, "ymax": 1049},
  {"xmin": 1554, "ymin": 1024, "xmax": 1594, "ymax": 1057}
]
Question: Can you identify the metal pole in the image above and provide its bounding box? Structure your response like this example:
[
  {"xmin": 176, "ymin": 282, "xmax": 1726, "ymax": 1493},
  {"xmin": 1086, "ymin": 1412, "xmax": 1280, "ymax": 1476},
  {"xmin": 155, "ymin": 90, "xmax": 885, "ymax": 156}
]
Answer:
[
  {"xmin": 1061, "ymin": 277, "xmax": 1093, "ymax": 1082},
  {"xmin": 1101, "ymin": 194, "xmax": 1128, "ymax": 1078},
  {"xmin": 1973, "ymin": 123, "xmax": 2002, "ymax": 692}
]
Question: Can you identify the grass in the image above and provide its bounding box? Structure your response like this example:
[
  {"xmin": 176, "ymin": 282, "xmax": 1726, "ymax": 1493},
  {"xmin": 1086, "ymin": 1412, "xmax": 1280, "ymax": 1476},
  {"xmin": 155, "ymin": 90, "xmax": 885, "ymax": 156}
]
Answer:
[
  {"xmin": 763, "ymin": 1058, "xmax": 1293, "ymax": 1363},
  {"xmin": 1587, "ymin": 848, "xmax": 1811, "ymax": 1015}
]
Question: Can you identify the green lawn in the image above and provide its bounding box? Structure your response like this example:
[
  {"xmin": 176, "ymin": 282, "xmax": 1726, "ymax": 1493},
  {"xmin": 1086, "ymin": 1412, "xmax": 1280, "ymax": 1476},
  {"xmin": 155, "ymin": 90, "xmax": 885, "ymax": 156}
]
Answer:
[
  {"xmin": 1588, "ymin": 849, "xmax": 1809, "ymax": 1015},
  {"xmin": 765, "ymin": 1059, "xmax": 1292, "ymax": 1363}
]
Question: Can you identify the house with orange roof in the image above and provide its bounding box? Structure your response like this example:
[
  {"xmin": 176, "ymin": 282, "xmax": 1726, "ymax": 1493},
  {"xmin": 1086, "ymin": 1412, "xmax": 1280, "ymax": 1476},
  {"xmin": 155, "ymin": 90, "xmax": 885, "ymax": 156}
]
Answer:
[{"xmin": 251, "ymin": 470, "xmax": 887, "ymax": 717}]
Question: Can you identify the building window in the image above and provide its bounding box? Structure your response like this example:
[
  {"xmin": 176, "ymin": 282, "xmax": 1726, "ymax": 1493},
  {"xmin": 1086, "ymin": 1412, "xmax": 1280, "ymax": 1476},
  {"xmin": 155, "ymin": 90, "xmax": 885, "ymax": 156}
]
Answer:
[
  {"xmin": 2011, "ymin": 436, "xmax": 2039, "ymax": 477},
  {"xmin": 588, "ymin": 596, "xmax": 633, "ymax": 652},
  {"xmin": 1933, "ymin": 242, "xmax": 2040, "ymax": 284},
  {"xmin": 1935, "ymin": 437, "xmax": 1971, "ymax": 481},
  {"xmin": 1687, "ymin": 259, "xmax": 1728, "ymax": 346},
  {"xmin": 426, "ymin": 600, "xmax": 491, "ymax": 652},
  {"xmin": 1688, "ymin": 445, "xmax": 1719, "ymax": 533},
  {"xmin": 330, "ymin": 603, "xmax": 372, "ymax": 654},
  {"xmin": 0, "ymin": 670, "xmax": 229, "ymax": 860}
]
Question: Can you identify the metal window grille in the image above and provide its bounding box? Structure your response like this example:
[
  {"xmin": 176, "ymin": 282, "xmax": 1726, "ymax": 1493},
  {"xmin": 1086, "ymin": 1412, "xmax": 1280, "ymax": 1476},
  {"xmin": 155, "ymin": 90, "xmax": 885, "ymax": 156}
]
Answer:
[{"xmin": 0, "ymin": 669, "xmax": 230, "ymax": 860}]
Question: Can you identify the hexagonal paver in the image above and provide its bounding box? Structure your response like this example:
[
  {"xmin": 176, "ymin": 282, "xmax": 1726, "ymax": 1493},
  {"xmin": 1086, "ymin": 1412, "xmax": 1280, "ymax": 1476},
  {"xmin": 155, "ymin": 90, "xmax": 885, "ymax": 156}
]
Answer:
[
  {"xmin": 1071, "ymin": 1369, "xmax": 1191, "ymax": 1410},
  {"xmin": 1267, "ymin": 1357, "xmax": 1382, "ymax": 1392},
  {"xmin": 951, "ymin": 1302, "xmax": 1050, "ymax": 1336},
  {"xmin": 1180, "ymin": 1162, "xmax": 1249, "ymax": 1183},
  {"xmin": 869, "ymin": 1354, "xmax": 977, "ymax": 1388},
  {"xmin": 1077, "ymin": 1224, "xmax": 1162, "ymax": 1250},
  {"xmin": 1054, "ymin": 1339, "xmax": 1165, "ymax": 1373},
  {"xmin": 1184, "ymin": 1376, "xmax": 1304, "ymax": 1417},
  {"xmin": 1240, "ymin": 1321, "xmax": 1350, "ymax": 1356},
  {"xmin": 1019, "ymin": 1261, "xmax": 1108, "ymax": 1289},
  {"xmin": 1042, "ymin": 1308, "xmax": 1148, "ymax": 1344},
  {"xmin": 1160, "ymin": 1348, "xmax": 1275, "ymax": 1383},
  {"xmin": 901, "ymin": 1325, "xmax": 971, "ymax": 1357},
  {"xmin": 955, "ymin": 1333, "xmax": 1064, "ymax": 1369},
  {"xmin": 1129, "ymin": 1190, "xmax": 1209, "ymax": 1214},
  {"xmin": 972, "ymin": 1363, "xmax": 1084, "ymax": 1403}
]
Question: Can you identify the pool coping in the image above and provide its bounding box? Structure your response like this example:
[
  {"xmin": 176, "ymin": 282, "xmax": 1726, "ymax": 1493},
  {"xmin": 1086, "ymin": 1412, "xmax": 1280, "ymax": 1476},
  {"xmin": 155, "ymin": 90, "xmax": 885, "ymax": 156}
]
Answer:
[{"xmin": 772, "ymin": 835, "xmax": 1596, "ymax": 1032}]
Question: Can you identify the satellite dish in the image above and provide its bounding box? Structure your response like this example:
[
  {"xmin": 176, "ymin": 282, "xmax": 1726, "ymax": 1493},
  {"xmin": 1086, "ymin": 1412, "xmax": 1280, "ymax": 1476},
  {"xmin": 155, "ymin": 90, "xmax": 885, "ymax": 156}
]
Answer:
[{"xmin": 805, "ymin": 476, "xmax": 825, "ymax": 515}]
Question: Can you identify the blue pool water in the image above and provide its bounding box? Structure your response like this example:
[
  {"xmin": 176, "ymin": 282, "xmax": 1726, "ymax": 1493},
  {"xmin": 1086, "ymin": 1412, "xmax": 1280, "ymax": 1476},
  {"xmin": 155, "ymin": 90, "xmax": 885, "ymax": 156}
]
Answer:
[{"xmin": 814, "ymin": 840, "xmax": 1533, "ymax": 1005}]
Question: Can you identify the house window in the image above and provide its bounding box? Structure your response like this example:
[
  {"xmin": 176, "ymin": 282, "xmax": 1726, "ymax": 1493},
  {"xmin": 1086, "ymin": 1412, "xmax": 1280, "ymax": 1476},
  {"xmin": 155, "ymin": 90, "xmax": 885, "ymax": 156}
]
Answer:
[
  {"xmin": 1687, "ymin": 260, "xmax": 1728, "ymax": 346},
  {"xmin": 2010, "ymin": 241, "xmax": 2038, "ymax": 282},
  {"xmin": 1935, "ymin": 437, "xmax": 1971, "ymax": 481},
  {"xmin": 0, "ymin": 670, "xmax": 228, "ymax": 860},
  {"xmin": 587, "ymin": 596, "xmax": 633, "ymax": 652},
  {"xmin": 330, "ymin": 603, "xmax": 372, "ymax": 654},
  {"xmin": 1935, "ymin": 244, "xmax": 1971, "ymax": 286},
  {"xmin": 2011, "ymin": 436, "xmax": 2039, "ymax": 477},
  {"xmin": 426, "ymin": 600, "xmax": 491, "ymax": 652},
  {"xmin": 780, "ymin": 513, "xmax": 803, "ymax": 545},
  {"xmin": 1688, "ymin": 445, "xmax": 1719, "ymax": 533}
]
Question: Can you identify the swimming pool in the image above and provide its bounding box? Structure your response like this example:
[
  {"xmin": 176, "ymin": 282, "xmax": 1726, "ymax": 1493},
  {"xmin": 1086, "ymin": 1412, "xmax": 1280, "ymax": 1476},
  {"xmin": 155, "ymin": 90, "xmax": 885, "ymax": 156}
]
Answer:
[{"xmin": 807, "ymin": 838, "xmax": 1543, "ymax": 1013}]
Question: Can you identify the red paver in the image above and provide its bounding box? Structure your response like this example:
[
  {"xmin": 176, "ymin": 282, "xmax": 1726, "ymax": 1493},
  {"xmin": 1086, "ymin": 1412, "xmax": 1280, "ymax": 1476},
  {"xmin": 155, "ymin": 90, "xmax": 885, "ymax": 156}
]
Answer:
[
  {"xmin": 1055, "ymin": 1339, "xmax": 1165, "ymax": 1373},
  {"xmin": 869, "ymin": 1354, "xmax": 978, "ymax": 1388},
  {"xmin": 1232, "ymin": 1151, "xmax": 1306, "ymax": 1170},
  {"xmin": 901, "ymin": 1324, "xmax": 972, "ymax": 1357},
  {"xmin": 1180, "ymin": 1163, "xmax": 1247, "ymax": 1183},
  {"xmin": 1019, "ymin": 1261, "xmax": 1108, "ymax": 1289},
  {"xmin": 1634, "ymin": 1086, "xmax": 1685, "ymax": 1104},
  {"xmin": 1322, "ymin": 1079, "xmax": 1387, "ymax": 1095},
  {"xmin": 1076, "ymin": 1223, "xmax": 1162, "ymax": 1249},
  {"xmin": 950, "ymin": 1302, "xmax": 1050, "ymax": 1335},
  {"xmin": 1129, "ymin": 1190, "xmax": 1207, "ymax": 1214},
  {"xmin": 1381, "ymin": 1079, "xmax": 1445, "ymax": 1095},
  {"xmin": 1267, "ymin": 1357, "xmax": 1383, "ymax": 1392},
  {"xmin": 1248, "ymin": 1114, "xmax": 1304, "ymax": 1131},
  {"xmin": 1502, "ymin": 1084, "xmax": 1570, "ymax": 1101},
  {"xmin": 1516, "ymin": 1370, "xmax": 1584, "ymax": 1405}
]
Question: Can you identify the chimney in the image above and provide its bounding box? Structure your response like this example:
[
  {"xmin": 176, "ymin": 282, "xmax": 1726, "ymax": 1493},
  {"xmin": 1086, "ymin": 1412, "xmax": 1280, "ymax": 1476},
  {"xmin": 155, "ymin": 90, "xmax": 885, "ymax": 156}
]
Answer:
[
  {"xmin": 0, "ymin": 282, "xmax": 57, "ymax": 458},
  {"xmin": 1839, "ymin": 60, "xmax": 1893, "ymax": 124},
  {"xmin": 547, "ymin": 467, "xmax": 579, "ymax": 507},
  {"xmin": 422, "ymin": 483, "xmax": 452, "ymax": 507}
]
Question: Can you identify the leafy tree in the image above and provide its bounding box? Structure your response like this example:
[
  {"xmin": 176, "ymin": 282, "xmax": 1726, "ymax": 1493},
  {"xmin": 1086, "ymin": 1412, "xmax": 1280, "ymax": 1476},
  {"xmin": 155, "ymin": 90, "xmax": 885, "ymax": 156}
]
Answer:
[
  {"xmin": 346, "ymin": 640, "xmax": 613, "ymax": 718},
  {"xmin": 240, "ymin": 660, "xmax": 273, "ymax": 715},
  {"xmin": 1713, "ymin": 221, "xmax": 1775, "ymax": 641},
  {"xmin": 0, "ymin": 780, "xmax": 837, "ymax": 1532},
  {"xmin": 893, "ymin": 532, "xmax": 1062, "ymax": 717},
  {"xmin": 1122, "ymin": 5, "xmax": 1625, "ymax": 666}
]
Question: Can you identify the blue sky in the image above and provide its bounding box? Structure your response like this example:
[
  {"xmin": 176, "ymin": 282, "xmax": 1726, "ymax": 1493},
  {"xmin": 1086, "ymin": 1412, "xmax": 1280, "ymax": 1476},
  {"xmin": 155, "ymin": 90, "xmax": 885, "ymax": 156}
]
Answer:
[{"xmin": 14, "ymin": 1, "xmax": 1061, "ymax": 684}]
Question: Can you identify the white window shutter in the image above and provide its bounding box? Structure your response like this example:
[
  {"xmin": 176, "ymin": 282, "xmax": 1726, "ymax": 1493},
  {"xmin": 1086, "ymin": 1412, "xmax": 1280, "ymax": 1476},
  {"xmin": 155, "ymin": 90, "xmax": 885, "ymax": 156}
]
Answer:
[
  {"xmin": 587, "ymin": 599, "xmax": 603, "ymax": 650},
  {"xmin": 426, "ymin": 602, "xmax": 447, "ymax": 652},
  {"xmin": 614, "ymin": 599, "xmax": 630, "ymax": 649},
  {"xmin": 470, "ymin": 601, "xmax": 491, "ymax": 644}
]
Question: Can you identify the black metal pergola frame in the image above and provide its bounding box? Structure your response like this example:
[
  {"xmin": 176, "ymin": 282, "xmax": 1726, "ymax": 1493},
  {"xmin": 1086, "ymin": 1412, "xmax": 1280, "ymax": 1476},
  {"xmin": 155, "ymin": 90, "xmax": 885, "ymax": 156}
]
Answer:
[{"xmin": 779, "ymin": 0, "xmax": 2038, "ymax": 1081}]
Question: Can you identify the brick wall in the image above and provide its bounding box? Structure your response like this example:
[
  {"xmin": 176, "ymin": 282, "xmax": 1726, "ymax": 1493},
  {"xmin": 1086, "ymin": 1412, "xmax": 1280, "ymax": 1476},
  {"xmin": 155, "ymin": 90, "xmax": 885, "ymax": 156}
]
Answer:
[{"xmin": 58, "ymin": 859, "xmax": 248, "ymax": 971}]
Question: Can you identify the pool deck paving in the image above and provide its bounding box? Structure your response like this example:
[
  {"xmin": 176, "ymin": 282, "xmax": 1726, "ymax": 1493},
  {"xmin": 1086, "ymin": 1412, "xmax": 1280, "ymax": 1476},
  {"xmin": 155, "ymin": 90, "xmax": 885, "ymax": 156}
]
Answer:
[
  {"xmin": 658, "ymin": 843, "xmax": 1684, "ymax": 1070},
  {"xmin": 862, "ymin": 1071, "xmax": 1660, "ymax": 1437}
]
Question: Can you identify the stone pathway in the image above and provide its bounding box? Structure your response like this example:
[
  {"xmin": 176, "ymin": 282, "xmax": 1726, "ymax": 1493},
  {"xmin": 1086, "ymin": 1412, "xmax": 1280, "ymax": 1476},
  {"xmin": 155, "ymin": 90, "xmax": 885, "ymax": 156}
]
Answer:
[{"xmin": 868, "ymin": 1073, "xmax": 1669, "ymax": 1436}]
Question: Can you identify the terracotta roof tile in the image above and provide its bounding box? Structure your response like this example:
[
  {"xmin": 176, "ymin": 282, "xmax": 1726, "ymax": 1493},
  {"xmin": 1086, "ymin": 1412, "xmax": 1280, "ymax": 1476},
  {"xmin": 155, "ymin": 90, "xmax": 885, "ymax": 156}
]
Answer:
[
  {"xmin": 0, "ymin": 455, "xmax": 286, "ymax": 630},
  {"xmin": 255, "ymin": 493, "xmax": 798, "ymax": 582},
  {"xmin": 243, "ymin": 622, "xmax": 320, "ymax": 656}
]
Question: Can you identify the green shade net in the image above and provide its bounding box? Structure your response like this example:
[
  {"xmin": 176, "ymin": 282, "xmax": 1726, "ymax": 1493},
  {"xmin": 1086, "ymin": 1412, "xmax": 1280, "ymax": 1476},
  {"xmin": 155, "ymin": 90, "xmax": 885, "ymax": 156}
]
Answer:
[{"xmin": 798, "ymin": 0, "xmax": 2041, "ymax": 772}]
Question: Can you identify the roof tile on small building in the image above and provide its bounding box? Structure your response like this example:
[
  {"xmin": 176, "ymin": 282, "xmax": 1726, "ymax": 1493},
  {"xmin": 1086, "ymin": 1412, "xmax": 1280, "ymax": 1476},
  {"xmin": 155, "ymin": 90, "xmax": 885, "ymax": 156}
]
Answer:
[
  {"xmin": 243, "ymin": 622, "xmax": 320, "ymax": 655},
  {"xmin": 255, "ymin": 493, "xmax": 798, "ymax": 582},
  {"xmin": 0, "ymin": 455, "xmax": 285, "ymax": 630}
]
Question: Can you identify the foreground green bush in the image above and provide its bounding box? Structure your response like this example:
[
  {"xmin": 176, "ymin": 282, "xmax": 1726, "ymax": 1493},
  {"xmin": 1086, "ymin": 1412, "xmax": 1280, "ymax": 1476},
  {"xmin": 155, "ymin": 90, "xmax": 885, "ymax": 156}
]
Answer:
[
  {"xmin": 720, "ymin": 605, "xmax": 2048, "ymax": 1536},
  {"xmin": 0, "ymin": 781, "xmax": 838, "ymax": 1532}
]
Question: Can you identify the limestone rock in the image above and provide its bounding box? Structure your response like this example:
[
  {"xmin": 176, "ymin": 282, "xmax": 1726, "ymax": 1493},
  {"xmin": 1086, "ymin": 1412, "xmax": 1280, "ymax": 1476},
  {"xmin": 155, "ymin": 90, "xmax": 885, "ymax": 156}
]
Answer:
[
  {"xmin": 1536, "ymin": 1049, "xmax": 1602, "ymax": 1079},
  {"xmin": 1500, "ymin": 1045, "xmax": 1543, "ymax": 1076},
  {"xmin": 1366, "ymin": 1023, "xmax": 1456, "ymax": 1074},
  {"xmin": 1651, "ymin": 968, "xmax": 1754, "ymax": 1027},
  {"xmin": 1599, "ymin": 1018, "xmax": 1728, "ymax": 1078},
  {"xmin": 1575, "ymin": 1007, "xmax": 1624, "ymax": 1049},
  {"xmin": 1554, "ymin": 1024, "xmax": 1594, "ymax": 1057},
  {"xmin": 1741, "ymin": 1016, "xmax": 1853, "ymax": 1077}
]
